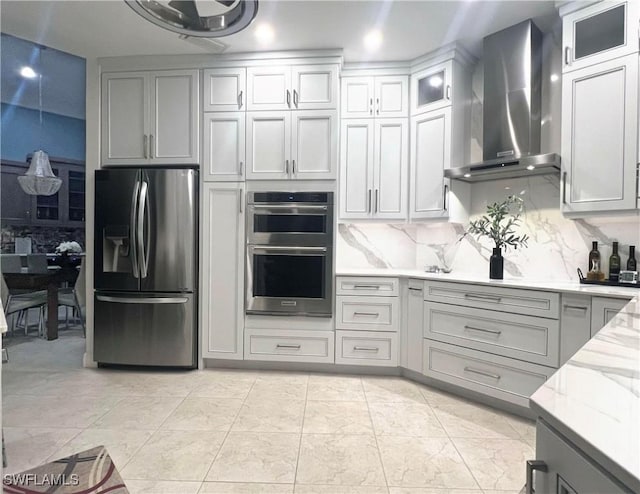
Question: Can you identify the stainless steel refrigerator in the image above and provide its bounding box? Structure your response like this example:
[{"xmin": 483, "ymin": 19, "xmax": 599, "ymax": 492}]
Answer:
[{"xmin": 94, "ymin": 167, "xmax": 198, "ymax": 368}]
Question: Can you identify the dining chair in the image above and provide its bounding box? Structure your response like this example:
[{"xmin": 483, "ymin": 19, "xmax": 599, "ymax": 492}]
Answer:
[
  {"xmin": 26, "ymin": 254, "xmax": 49, "ymax": 273},
  {"xmin": 1, "ymin": 275, "xmax": 46, "ymax": 336},
  {"xmin": 58, "ymin": 258, "xmax": 86, "ymax": 336}
]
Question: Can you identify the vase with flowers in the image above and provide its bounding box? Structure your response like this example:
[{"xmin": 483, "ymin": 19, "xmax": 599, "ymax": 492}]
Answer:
[{"xmin": 467, "ymin": 195, "xmax": 529, "ymax": 280}]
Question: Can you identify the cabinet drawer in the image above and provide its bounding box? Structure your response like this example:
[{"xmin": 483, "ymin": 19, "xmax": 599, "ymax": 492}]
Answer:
[
  {"xmin": 424, "ymin": 302, "xmax": 559, "ymax": 367},
  {"xmin": 423, "ymin": 340, "xmax": 554, "ymax": 407},
  {"xmin": 424, "ymin": 281, "xmax": 560, "ymax": 319},
  {"xmin": 244, "ymin": 329, "xmax": 334, "ymax": 363},
  {"xmin": 336, "ymin": 330, "xmax": 398, "ymax": 366},
  {"xmin": 336, "ymin": 296, "xmax": 399, "ymax": 332},
  {"xmin": 336, "ymin": 276, "xmax": 399, "ymax": 296}
]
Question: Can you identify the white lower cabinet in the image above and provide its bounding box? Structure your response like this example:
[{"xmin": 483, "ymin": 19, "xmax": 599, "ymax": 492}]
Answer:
[
  {"xmin": 244, "ymin": 328, "xmax": 335, "ymax": 363},
  {"xmin": 532, "ymin": 420, "xmax": 630, "ymax": 494},
  {"xmin": 404, "ymin": 279, "xmax": 424, "ymax": 373},
  {"xmin": 590, "ymin": 296, "xmax": 630, "ymax": 336},
  {"xmin": 559, "ymin": 294, "xmax": 592, "ymax": 365},
  {"xmin": 423, "ymin": 339, "xmax": 555, "ymax": 408},
  {"xmin": 335, "ymin": 330, "xmax": 398, "ymax": 366},
  {"xmin": 201, "ymin": 183, "xmax": 245, "ymax": 360},
  {"xmin": 336, "ymin": 295, "xmax": 399, "ymax": 332}
]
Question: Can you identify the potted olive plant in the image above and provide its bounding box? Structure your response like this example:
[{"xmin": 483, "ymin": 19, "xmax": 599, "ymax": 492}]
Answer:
[{"xmin": 467, "ymin": 195, "xmax": 529, "ymax": 279}]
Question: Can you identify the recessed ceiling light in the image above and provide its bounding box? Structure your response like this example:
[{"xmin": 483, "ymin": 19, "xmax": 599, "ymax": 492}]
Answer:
[
  {"xmin": 429, "ymin": 75, "xmax": 443, "ymax": 88},
  {"xmin": 20, "ymin": 66, "xmax": 37, "ymax": 79},
  {"xmin": 463, "ymin": 173, "xmax": 471, "ymax": 178},
  {"xmin": 526, "ymin": 165, "xmax": 536, "ymax": 171},
  {"xmin": 254, "ymin": 23, "xmax": 275, "ymax": 44},
  {"xmin": 363, "ymin": 30, "xmax": 383, "ymax": 51},
  {"xmin": 550, "ymin": 73, "xmax": 559, "ymax": 82}
]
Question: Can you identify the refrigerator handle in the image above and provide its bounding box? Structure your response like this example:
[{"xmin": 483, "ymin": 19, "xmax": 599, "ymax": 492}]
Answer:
[
  {"xmin": 97, "ymin": 295, "xmax": 188, "ymax": 304},
  {"xmin": 138, "ymin": 180, "xmax": 149, "ymax": 279},
  {"xmin": 130, "ymin": 180, "xmax": 141, "ymax": 278}
]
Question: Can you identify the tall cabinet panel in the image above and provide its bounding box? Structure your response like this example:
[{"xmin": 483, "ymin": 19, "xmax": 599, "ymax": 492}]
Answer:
[
  {"xmin": 339, "ymin": 120, "xmax": 374, "ymax": 219},
  {"xmin": 410, "ymin": 107, "xmax": 451, "ymax": 219},
  {"xmin": 374, "ymin": 118, "xmax": 408, "ymax": 219},
  {"xmin": 101, "ymin": 72, "xmax": 148, "ymax": 165},
  {"xmin": 561, "ymin": 54, "xmax": 638, "ymax": 213},
  {"xmin": 202, "ymin": 183, "xmax": 245, "ymax": 360}
]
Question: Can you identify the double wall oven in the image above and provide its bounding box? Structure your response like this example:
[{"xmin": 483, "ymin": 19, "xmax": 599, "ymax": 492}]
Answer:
[{"xmin": 246, "ymin": 192, "xmax": 334, "ymax": 317}]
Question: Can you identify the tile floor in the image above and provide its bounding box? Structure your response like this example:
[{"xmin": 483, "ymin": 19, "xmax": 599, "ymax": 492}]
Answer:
[{"xmin": 2, "ymin": 333, "xmax": 534, "ymax": 493}]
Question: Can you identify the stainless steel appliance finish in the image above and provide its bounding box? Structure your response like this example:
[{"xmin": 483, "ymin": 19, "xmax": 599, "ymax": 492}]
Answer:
[
  {"xmin": 445, "ymin": 20, "xmax": 560, "ymax": 183},
  {"xmin": 246, "ymin": 192, "xmax": 334, "ymax": 317},
  {"xmin": 94, "ymin": 168, "xmax": 198, "ymax": 368}
]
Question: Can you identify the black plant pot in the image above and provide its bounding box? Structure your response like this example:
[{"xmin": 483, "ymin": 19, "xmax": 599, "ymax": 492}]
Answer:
[{"xmin": 489, "ymin": 247, "xmax": 504, "ymax": 280}]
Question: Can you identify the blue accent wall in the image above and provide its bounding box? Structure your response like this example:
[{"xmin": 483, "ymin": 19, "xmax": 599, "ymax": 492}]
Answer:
[{"xmin": 1, "ymin": 103, "xmax": 85, "ymax": 162}]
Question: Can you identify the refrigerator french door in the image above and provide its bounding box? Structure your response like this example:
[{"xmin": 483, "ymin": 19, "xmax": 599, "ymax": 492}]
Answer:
[{"xmin": 94, "ymin": 168, "xmax": 198, "ymax": 367}]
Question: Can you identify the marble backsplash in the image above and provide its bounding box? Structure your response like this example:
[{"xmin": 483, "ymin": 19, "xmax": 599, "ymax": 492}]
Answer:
[
  {"xmin": 337, "ymin": 175, "xmax": 640, "ymax": 282},
  {"xmin": 1, "ymin": 225, "xmax": 85, "ymax": 254}
]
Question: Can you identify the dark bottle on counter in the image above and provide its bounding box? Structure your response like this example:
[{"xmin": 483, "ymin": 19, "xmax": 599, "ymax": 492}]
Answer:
[
  {"xmin": 628, "ymin": 245, "xmax": 637, "ymax": 271},
  {"xmin": 588, "ymin": 241, "xmax": 604, "ymax": 280},
  {"xmin": 609, "ymin": 241, "xmax": 621, "ymax": 282}
]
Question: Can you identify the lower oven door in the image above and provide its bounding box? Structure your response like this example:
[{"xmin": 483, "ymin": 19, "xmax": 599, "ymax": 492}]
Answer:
[{"xmin": 247, "ymin": 245, "xmax": 332, "ymax": 316}]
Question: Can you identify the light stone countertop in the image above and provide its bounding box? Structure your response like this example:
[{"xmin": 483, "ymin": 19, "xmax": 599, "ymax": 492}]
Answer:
[
  {"xmin": 335, "ymin": 267, "xmax": 639, "ymax": 298},
  {"xmin": 530, "ymin": 294, "xmax": 640, "ymax": 492}
]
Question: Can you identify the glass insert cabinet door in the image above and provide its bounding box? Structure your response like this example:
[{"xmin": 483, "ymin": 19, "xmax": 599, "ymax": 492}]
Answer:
[
  {"xmin": 411, "ymin": 60, "xmax": 453, "ymax": 115},
  {"xmin": 563, "ymin": 1, "xmax": 639, "ymax": 70}
]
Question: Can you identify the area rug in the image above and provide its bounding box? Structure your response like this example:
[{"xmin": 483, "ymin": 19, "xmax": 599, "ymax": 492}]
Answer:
[{"xmin": 3, "ymin": 446, "xmax": 129, "ymax": 493}]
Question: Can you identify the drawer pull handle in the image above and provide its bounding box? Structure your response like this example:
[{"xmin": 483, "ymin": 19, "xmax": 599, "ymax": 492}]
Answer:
[
  {"xmin": 353, "ymin": 311, "xmax": 380, "ymax": 317},
  {"xmin": 563, "ymin": 304, "xmax": 588, "ymax": 312},
  {"xmin": 464, "ymin": 293, "xmax": 502, "ymax": 303},
  {"xmin": 353, "ymin": 284, "xmax": 382, "ymax": 290},
  {"xmin": 353, "ymin": 346, "xmax": 379, "ymax": 352},
  {"xmin": 408, "ymin": 287, "xmax": 422, "ymax": 292},
  {"xmin": 464, "ymin": 325, "xmax": 502, "ymax": 336},
  {"xmin": 276, "ymin": 344, "xmax": 301, "ymax": 350},
  {"xmin": 463, "ymin": 366, "xmax": 501, "ymax": 380},
  {"xmin": 526, "ymin": 460, "xmax": 548, "ymax": 494}
]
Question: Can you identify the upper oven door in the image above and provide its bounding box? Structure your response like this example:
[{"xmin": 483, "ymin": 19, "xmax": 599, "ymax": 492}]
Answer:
[
  {"xmin": 246, "ymin": 245, "xmax": 333, "ymax": 316},
  {"xmin": 247, "ymin": 203, "xmax": 333, "ymax": 246}
]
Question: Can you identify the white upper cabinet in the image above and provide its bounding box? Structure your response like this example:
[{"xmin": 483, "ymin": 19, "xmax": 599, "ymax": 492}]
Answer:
[
  {"xmin": 410, "ymin": 107, "xmax": 451, "ymax": 219},
  {"xmin": 291, "ymin": 110, "xmax": 338, "ymax": 180},
  {"xmin": 342, "ymin": 75, "xmax": 408, "ymax": 118},
  {"xmin": 246, "ymin": 110, "xmax": 337, "ymax": 180},
  {"xmin": 203, "ymin": 112, "xmax": 245, "ymax": 182},
  {"xmin": 247, "ymin": 64, "xmax": 338, "ymax": 111},
  {"xmin": 291, "ymin": 65, "xmax": 339, "ymax": 110},
  {"xmin": 201, "ymin": 182, "xmax": 245, "ymax": 360},
  {"xmin": 101, "ymin": 70, "xmax": 199, "ymax": 166},
  {"xmin": 203, "ymin": 68, "xmax": 246, "ymax": 111},
  {"xmin": 342, "ymin": 77, "xmax": 375, "ymax": 118},
  {"xmin": 411, "ymin": 60, "xmax": 453, "ymax": 115},
  {"xmin": 340, "ymin": 118, "xmax": 408, "ymax": 220},
  {"xmin": 101, "ymin": 72, "xmax": 148, "ymax": 165},
  {"xmin": 246, "ymin": 111, "xmax": 290, "ymax": 180},
  {"xmin": 562, "ymin": 0, "xmax": 640, "ymax": 73},
  {"xmin": 339, "ymin": 120, "xmax": 374, "ymax": 219},
  {"xmin": 561, "ymin": 54, "xmax": 638, "ymax": 213}
]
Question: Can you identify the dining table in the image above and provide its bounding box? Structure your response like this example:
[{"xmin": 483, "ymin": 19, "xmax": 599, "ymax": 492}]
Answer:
[{"xmin": 3, "ymin": 267, "xmax": 79, "ymax": 340}]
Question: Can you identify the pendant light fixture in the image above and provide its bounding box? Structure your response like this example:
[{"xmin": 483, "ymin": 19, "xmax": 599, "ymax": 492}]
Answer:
[{"xmin": 17, "ymin": 45, "xmax": 62, "ymax": 196}]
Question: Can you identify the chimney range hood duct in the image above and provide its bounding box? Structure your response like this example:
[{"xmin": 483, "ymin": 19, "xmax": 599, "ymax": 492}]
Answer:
[{"xmin": 445, "ymin": 20, "xmax": 560, "ymax": 183}]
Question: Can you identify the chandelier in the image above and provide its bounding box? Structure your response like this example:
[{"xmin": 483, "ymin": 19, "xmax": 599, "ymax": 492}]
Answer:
[{"xmin": 17, "ymin": 46, "xmax": 62, "ymax": 197}]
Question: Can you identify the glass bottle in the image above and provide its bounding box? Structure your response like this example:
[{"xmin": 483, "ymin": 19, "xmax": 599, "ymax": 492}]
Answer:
[
  {"xmin": 609, "ymin": 241, "xmax": 621, "ymax": 282},
  {"xmin": 627, "ymin": 245, "xmax": 637, "ymax": 271},
  {"xmin": 588, "ymin": 241, "xmax": 603, "ymax": 280}
]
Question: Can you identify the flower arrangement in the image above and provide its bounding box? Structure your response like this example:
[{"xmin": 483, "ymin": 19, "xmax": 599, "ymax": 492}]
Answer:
[
  {"xmin": 55, "ymin": 241, "xmax": 83, "ymax": 254},
  {"xmin": 467, "ymin": 195, "xmax": 529, "ymax": 251}
]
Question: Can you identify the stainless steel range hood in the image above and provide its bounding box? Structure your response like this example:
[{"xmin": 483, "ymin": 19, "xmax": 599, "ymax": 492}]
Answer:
[{"xmin": 445, "ymin": 20, "xmax": 560, "ymax": 183}]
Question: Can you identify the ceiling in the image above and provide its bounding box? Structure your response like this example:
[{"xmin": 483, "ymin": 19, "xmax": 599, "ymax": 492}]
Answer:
[
  {"xmin": 0, "ymin": 0, "xmax": 559, "ymax": 120},
  {"xmin": 0, "ymin": 0, "xmax": 559, "ymax": 62}
]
